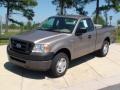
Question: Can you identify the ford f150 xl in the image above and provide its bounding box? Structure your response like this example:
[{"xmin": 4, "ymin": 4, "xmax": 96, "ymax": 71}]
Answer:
[{"xmin": 7, "ymin": 15, "xmax": 116, "ymax": 77}]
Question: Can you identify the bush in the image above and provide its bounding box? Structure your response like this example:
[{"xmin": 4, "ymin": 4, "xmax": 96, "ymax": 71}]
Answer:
[{"xmin": 116, "ymin": 28, "xmax": 120, "ymax": 43}]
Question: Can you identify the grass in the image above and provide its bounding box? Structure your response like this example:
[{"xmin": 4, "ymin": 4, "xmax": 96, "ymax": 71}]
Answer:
[
  {"xmin": 1, "ymin": 31, "xmax": 20, "ymax": 37},
  {"xmin": 0, "ymin": 30, "xmax": 23, "ymax": 45},
  {"xmin": 0, "ymin": 40, "xmax": 9, "ymax": 45},
  {"xmin": 0, "ymin": 29, "xmax": 30, "ymax": 45},
  {"xmin": 116, "ymin": 36, "xmax": 120, "ymax": 43}
]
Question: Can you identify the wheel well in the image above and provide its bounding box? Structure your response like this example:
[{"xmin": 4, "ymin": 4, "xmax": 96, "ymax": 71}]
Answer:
[
  {"xmin": 55, "ymin": 48, "xmax": 71, "ymax": 61},
  {"xmin": 104, "ymin": 37, "xmax": 110, "ymax": 44}
]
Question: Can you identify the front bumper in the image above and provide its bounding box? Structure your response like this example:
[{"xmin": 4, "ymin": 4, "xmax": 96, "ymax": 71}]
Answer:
[{"xmin": 7, "ymin": 46, "xmax": 54, "ymax": 71}]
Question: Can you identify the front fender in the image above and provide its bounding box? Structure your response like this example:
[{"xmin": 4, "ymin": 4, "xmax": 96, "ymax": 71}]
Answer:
[{"xmin": 50, "ymin": 40, "xmax": 73, "ymax": 58}]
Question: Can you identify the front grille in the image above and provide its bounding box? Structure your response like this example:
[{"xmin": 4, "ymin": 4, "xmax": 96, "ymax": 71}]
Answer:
[{"xmin": 10, "ymin": 38, "xmax": 34, "ymax": 54}]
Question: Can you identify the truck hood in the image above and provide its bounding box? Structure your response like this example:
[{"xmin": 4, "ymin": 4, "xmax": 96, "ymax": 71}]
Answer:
[{"xmin": 12, "ymin": 30, "xmax": 69, "ymax": 43}]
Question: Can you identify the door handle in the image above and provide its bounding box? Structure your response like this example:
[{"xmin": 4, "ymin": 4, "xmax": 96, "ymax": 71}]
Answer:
[{"xmin": 88, "ymin": 35, "xmax": 92, "ymax": 39}]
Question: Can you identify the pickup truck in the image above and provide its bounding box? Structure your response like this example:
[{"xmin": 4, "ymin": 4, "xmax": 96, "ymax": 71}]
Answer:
[{"xmin": 7, "ymin": 15, "xmax": 116, "ymax": 77}]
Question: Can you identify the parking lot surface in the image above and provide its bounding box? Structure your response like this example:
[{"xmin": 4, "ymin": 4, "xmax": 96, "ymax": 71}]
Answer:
[{"xmin": 0, "ymin": 44, "xmax": 120, "ymax": 90}]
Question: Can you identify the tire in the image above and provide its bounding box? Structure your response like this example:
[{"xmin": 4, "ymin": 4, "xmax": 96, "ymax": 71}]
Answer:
[
  {"xmin": 50, "ymin": 52, "xmax": 69, "ymax": 77},
  {"xmin": 97, "ymin": 40, "xmax": 110, "ymax": 57}
]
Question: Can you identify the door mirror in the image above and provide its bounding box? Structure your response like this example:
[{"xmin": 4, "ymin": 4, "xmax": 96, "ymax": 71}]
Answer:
[{"xmin": 75, "ymin": 27, "xmax": 87, "ymax": 36}]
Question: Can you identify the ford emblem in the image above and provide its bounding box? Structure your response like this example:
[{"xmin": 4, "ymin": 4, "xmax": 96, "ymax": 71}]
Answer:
[{"xmin": 16, "ymin": 43, "xmax": 21, "ymax": 48}]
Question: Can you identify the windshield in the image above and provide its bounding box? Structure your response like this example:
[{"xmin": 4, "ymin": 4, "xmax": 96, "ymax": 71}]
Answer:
[{"xmin": 39, "ymin": 17, "xmax": 78, "ymax": 33}]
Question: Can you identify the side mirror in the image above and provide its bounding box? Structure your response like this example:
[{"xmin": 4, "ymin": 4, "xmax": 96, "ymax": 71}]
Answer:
[{"xmin": 75, "ymin": 28, "xmax": 87, "ymax": 36}]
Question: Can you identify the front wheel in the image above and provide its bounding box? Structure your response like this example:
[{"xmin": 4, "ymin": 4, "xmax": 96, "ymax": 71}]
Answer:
[
  {"xmin": 97, "ymin": 40, "xmax": 110, "ymax": 57},
  {"xmin": 50, "ymin": 53, "xmax": 69, "ymax": 77}
]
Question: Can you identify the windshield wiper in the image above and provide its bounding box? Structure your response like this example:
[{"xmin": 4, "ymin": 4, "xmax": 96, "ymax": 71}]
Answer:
[{"xmin": 37, "ymin": 28, "xmax": 59, "ymax": 32}]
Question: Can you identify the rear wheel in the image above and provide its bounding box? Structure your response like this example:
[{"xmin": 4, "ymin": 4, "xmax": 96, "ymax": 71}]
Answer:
[
  {"xmin": 50, "ymin": 52, "xmax": 69, "ymax": 77},
  {"xmin": 97, "ymin": 40, "xmax": 109, "ymax": 57}
]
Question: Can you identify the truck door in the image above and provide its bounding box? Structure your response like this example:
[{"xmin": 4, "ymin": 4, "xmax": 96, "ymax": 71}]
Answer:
[
  {"xmin": 85, "ymin": 18, "xmax": 96, "ymax": 52},
  {"xmin": 74, "ymin": 18, "xmax": 96, "ymax": 57}
]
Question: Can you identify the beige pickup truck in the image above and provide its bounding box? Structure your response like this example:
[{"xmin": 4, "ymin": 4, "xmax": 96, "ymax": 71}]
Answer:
[{"xmin": 7, "ymin": 15, "xmax": 116, "ymax": 77}]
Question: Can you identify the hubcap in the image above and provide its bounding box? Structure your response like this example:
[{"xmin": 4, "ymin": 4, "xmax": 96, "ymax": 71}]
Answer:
[
  {"xmin": 56, "ymin": 58, "xmax": 67, "ymax": 74},
  {"xmin": 103, "ymin": 43, "xmax": 109, "ymax": 55}
]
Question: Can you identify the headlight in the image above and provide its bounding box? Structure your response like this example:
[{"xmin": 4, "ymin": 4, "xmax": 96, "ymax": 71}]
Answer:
[{"xmin": 32, "ymin": 44, "xmax": 50, "ymax": 53}]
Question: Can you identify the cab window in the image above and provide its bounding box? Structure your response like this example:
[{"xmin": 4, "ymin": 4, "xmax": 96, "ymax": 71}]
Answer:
[{"xmin": 78, "ymin": 18, "xmax": 94, "ymax": 32}]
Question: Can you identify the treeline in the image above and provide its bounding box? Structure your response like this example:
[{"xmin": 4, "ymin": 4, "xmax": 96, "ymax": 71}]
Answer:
[
  {"xmin": 2, "ymin": 22, "xmax": 40, "ymax": 31},
  {"xmin": 0, "ymin": 0, "xmax": 120, "ymax": 33},
  {"xmin": 0, "ymin": 0, "xmax": 38, "ymax": 32},
  {"xmin": 52, "ymin": 0, "xmax": 120, "ymax": 24}
]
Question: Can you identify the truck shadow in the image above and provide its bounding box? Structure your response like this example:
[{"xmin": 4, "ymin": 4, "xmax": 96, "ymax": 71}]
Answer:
[
  {"xmin": 69, "ymin": 53, "xmax": 95, "ymax": 69},
  {"xmin": 4, "ymin": 53, "xmax": 96, "ymax": 79},
  {"xmin": 4, "ymin": 62, "xmax": 47, "ymax": 79}
]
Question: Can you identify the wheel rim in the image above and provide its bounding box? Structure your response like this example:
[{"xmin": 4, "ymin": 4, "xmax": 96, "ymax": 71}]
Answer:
[
  {"xmin": 56, "ymin": 58, "xmax": 67, "ymax": 74},
  {"xmin": 103, "ymin": 43, "xmax": 109, "ymax": 55}
]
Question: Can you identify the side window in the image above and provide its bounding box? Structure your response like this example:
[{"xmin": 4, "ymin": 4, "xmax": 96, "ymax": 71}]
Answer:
[
  {"xmin": 79, "ymin": 19, "xmax": 88, "ymax": 29},
  {"xmin": 78, "ymin": 18, "xmax": 94, "ymax": 32},
  {"xmin": 86, "ymin": 18, "xmax": 94, "ymax": 32}
]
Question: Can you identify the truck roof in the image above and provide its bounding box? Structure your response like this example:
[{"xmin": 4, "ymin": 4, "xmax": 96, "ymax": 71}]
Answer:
[{"xmin": 53, "ymin": 15, "xmax": 89, "ymax": 19}]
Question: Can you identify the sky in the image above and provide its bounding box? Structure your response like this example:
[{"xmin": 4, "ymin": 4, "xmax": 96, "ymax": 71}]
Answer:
[{"xmin": 0, "ymin": 0, "xmax": 120, "ymax": 26}]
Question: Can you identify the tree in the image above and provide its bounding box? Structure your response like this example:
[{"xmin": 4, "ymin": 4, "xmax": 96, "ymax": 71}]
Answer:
[
  {"xmin": 32, "ymin": 22, "xmax": 40, "ymax": 29},
  {"xmin": 9, "ymin": 23, "xmax": 18, "ymax": 29},
  {"xmin": 52, "ymin": 0, "xmax": 96, "ymax": 15},
  {"xmin": 52, "ymin": 0, "xmax": 73, "ymax": 15},
  {"xmin": 23, "ymin": 21, "xmax": 40, "ymax": 31},
  {"xmin": 94, "ymin": 0, "xmax": 120, "ymax": 25},
  {"xmin": 99, "ymin": 0, "xmax": 120, "ymax": 25},
  {"xmin": 110, "ymin": 0, "xmax": 120, "ymax": 11},
  {"xmin": 76, "ymin": 7, "xmax": 88, "ymax": 15},
  {"xmin": 0, "ymin": 0, "xmax": 37, "ymax": 32},
  {"xmin": 74, "ymin": 0, "xmax": 95, "ymax": 15},
  {"xmin": 118, "ymin": 20, "xmax": 120, "ymax": 25},
  {"xmin": 99, "ymin": 0, "xmax": 120, "ymax": 12},
  {"xmin": 24, "ymin": 21, "xmax": 32, "ymax": 31},
  {"xmin": 93, "ymin": 15, "xmax": 106, "ymax": 26},
  {"xmin": 118, "ymin": 20, "xmax": 120, "ymax": 29},
  {"xmin": 95, "ymin": 0, "xmax": 100, "ymax": 24}
]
